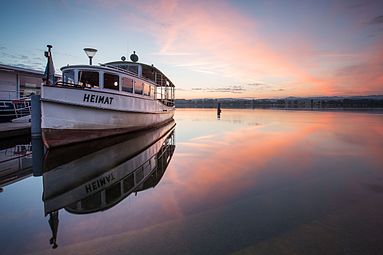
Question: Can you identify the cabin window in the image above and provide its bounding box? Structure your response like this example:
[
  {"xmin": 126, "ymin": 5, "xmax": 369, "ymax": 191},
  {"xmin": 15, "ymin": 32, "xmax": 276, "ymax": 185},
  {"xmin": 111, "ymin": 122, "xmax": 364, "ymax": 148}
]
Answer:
[
  {"xmin": 122, "ymin": 77, "xmax": 133, "ymax": 93},
  {"xmin": 104, "ymin": 73, "xmax": 119, "ymax": 90},
  {"xmin": 156, "ymin": 87, "xmax": 163, "ymax": 99},
  {"xmin": 123, "ymin": 173, "xmax": 135, "ymax": 193},
  {"xmin": 135, "ymin": 167, "xmax": 144, "ymax": 183},
  {"xmin": 143, "ymin": 161, "xmax": 151, "ymax": 175},
  {"xmin": 113, "ymin": 64, "xmax": 128, "ymax": 71},
  {"xmin": 66, "ymin": 202, "xmax": 79, "ymax": 210},
  {"xmin": 128, "ymin": 65, "xmax": 138, "ymax": 74},
  {"xmin": 78, "ymin": 71, "xmax": 99, "ymax": 88},
  {"xmin": 134, "ymin": 82, "xmax": 143, "ymax": 95},
  {"xmin": 143, "ymin": 83, "xmax": 150, "ymax": 96},
  {"xmin": 105, "ymin": 183, "xmax": 121, "ymax": 204},
  {"xmin": 81, "ymin": 192, "xmax": 101, "ymax": 210},
  {"xmin": 116, "ymin": 65, "xmax": 138, "ymax": 74},
  {"xmin": 62, "ymin": 70, "xmax": 75, "ymax": 85}
]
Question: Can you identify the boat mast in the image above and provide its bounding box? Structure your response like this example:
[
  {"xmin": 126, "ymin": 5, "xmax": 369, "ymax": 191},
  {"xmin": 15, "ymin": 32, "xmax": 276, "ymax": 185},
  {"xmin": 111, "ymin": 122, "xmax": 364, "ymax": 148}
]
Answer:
[{"xmin": 44, "ymin": 45, "xmax": 55, "ymax": 86}]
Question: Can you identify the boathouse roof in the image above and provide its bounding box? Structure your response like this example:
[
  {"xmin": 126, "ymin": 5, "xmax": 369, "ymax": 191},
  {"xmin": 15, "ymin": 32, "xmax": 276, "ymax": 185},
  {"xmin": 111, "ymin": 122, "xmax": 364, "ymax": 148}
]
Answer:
[{"xmin": 0, "ymin": 64, "xmax": 61, "ymax": 78}]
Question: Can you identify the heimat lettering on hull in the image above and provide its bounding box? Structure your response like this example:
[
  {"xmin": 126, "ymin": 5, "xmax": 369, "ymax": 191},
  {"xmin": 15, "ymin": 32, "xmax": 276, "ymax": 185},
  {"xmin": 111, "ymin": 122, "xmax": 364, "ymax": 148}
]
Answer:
[
  {"xmin": 83, "ymin": 94, "xmax": 114, "ymax": 105},
  {"xmin": 84, "ymin": 173, "xmax": 116, "ymax": 194},
  {"xmin": 41, "ymin": 45, "xmax": 175, "ymax": 148}
]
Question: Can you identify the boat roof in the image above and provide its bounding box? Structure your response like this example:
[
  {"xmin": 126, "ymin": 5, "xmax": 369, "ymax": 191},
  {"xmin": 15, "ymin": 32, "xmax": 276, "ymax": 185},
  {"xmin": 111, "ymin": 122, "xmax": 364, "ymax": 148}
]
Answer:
[
  {"xmin": 105, "ymin": 61, "xmax": 175, "ymax": 88},
  {"xmin": 61, "ymin": 60, "xmax": 175, "ymax": 88}
]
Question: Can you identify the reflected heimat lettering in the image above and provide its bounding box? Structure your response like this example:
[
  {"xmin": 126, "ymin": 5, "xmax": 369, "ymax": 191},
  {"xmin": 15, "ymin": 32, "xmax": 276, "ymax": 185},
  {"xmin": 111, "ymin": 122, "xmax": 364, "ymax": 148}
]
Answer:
[
  {"xmin": 83, "ymin": 93, "xmax": 114, "ymax": 105},
  {"xmin": 84, "ymin": 173, "xmax": 116, "ymax": 193}
]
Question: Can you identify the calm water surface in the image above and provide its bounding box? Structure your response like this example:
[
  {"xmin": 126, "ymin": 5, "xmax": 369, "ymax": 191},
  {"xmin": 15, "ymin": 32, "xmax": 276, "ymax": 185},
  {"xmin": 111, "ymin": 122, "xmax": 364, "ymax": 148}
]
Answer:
[{"xmin": 1, "ymin": 109, "xmax": 383, "ymax": 255}]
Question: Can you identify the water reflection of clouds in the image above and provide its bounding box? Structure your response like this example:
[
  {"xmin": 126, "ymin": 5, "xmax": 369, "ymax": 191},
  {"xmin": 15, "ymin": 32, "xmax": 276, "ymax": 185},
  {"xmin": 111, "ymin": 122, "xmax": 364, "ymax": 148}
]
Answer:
[
  {"xmin": 17, "ymin": 109, "xmax": 383, "ymax": 254},
  {"xmin": 168, "ymin": 111, "xmax": 383, "ymax": 218}
]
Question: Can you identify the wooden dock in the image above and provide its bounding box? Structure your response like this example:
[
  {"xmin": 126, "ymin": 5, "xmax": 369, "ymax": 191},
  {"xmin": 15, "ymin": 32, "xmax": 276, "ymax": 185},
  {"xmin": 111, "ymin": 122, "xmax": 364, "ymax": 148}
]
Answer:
[{"xmin": 0, "ymin": 122, "xmax": 31, "ymax": 139}]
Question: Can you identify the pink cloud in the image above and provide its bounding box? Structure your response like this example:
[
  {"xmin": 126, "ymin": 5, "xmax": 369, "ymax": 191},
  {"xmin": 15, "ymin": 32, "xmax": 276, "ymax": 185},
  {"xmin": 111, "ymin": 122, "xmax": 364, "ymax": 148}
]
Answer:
[{"xmin": 95, "ymin": 0, "xmax": 383, "ymax": 97}]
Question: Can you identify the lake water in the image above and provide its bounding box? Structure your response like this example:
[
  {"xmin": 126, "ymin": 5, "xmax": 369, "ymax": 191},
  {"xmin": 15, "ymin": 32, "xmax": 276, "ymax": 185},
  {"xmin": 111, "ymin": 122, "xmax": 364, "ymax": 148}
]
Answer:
[{"xmin": 1, "ymin": 109, "xmax": 383, "ymax": 255}]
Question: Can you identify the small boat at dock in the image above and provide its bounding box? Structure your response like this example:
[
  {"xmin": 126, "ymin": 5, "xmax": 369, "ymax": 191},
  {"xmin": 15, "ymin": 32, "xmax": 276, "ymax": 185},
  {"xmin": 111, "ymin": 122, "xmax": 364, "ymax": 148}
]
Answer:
[{"xmin": 41, "ymin": 45, "xmax": 175, "ymax": 148}]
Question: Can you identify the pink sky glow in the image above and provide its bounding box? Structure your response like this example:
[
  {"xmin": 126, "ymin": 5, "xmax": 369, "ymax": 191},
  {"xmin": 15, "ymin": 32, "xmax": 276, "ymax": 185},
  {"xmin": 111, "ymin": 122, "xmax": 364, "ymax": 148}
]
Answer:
[{"xmin": 1, "ymin": 0, "xmax": 382, "ymax": 98}]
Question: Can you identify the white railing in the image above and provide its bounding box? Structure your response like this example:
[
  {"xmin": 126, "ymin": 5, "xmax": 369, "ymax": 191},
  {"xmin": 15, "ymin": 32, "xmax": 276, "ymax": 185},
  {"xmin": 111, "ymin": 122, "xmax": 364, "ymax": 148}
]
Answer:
[{"xmin": 12, "ymin": 97, "xmax": 31, "ymax": 118}]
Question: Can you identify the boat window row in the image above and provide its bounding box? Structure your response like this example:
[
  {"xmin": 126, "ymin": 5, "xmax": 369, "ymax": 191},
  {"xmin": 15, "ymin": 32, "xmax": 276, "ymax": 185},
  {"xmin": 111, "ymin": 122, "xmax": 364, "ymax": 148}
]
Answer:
[
  {"xmin": 115, "ymin": 64, "xmax": 139, "ymax": 75},
  {"xmin": 62, "ymin": 69, "xmax": 155, "ymax": 97},
  {"xmin": 65, "ymin": 154, "xmax": 158, "ymax": 213}
]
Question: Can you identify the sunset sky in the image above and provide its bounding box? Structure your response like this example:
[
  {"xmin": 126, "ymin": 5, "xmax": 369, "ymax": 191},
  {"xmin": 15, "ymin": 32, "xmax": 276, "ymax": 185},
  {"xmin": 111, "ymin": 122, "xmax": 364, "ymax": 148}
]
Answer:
[{"xmin": 1, "ymin": 0, "xmax": 382, "ymax": 99}]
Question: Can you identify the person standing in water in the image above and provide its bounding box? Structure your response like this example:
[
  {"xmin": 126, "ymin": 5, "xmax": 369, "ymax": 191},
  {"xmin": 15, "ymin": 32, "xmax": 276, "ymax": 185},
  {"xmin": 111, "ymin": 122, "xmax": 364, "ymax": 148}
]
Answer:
[{"xmin": 217, "ymin": 102, "xmax": 222, "ymax": 119}]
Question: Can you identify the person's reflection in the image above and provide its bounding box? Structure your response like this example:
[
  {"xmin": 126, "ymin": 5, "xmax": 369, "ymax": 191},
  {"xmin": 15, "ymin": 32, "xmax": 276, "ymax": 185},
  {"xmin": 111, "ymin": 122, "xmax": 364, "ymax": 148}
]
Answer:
[{"xmin": 48, "ymin": 211, "xmax": 59, "ymax": 249}]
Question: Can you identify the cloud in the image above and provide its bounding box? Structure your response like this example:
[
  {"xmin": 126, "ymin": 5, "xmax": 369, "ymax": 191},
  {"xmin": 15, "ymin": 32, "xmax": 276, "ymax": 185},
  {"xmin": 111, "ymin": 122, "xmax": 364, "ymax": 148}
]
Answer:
[
  {"xmin": 152, "ymin": 52, "xmax": 194, "ymax": 56},
  {"xmin": 328, "ymin": 41, "xmax": 383, "ymax": 95},
  {"xmin": 247, "ymin": 83, "xmax": 268, "ymax": 87},
  {"xmin": 0, "ymin": 44, "xmax": 45, "ymax": 70},
  {"xmin": 175, "ymin": 88, "xmax": 188, "ymax": 91},
  {"xmin": 118, "ymin": 1, "xmax": 350, "ymax": 96},
  {"xmin": 192, "ymin": 86, "xmax": 246, "ymax": 93},
  {"xmin": 0, "ymin": 52, "xmax": 17, "ymax": 59},
  {"xmin": 369, "ymin": 15, "xmax": 383, "ymax": 24},
  {"xmin": 94, "ymin": 0, "xmax": 383, "ymax": 97},
  {"xmin": 246, "ymin": 83, "xmax": 277, "ymax": 91}
]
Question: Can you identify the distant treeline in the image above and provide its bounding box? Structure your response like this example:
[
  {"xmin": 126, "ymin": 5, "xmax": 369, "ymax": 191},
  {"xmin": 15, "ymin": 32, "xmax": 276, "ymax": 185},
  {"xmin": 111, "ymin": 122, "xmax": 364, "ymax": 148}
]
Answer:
[{"xmin": 175, "ymin": 96, "xmax": 383, "ymax": 109}]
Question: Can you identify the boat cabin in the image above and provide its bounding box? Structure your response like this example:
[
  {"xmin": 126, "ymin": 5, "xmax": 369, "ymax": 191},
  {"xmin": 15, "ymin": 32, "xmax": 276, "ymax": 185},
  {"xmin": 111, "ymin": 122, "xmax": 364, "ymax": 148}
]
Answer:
[{"xmin": 58, "ymin": 61, "xmax": 175, "ymax": 107}]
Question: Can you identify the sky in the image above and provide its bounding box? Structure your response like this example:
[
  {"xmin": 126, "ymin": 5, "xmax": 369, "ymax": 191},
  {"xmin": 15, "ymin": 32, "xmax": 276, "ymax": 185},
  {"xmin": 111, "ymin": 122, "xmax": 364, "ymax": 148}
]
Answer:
[{"xmin": 0, "ymin": 0, "xmax": 382, "ymax": 99}]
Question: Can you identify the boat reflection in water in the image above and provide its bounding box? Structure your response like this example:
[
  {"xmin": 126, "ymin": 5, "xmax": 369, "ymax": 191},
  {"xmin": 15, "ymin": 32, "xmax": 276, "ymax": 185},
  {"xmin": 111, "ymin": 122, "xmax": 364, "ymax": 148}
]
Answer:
[
  {"xmin": 0, "ymin": 136, "xmax": 33, "ymax": 191},
  {"xmin": 42, "ymin": 120, "xmax": 176, "ymax": 249}
]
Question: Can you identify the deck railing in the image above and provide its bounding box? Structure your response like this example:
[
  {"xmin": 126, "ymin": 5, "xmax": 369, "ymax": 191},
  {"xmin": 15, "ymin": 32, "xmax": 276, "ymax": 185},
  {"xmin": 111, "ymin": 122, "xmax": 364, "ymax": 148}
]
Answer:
[
  {"xmin": 158, "ymin": 99, "xmax": 175, "ymax": 107},
  {"xmin": 48, "ymin": 82, "xmax": 175, "ymax": 108},
  {"xmin": 12, "ymin": 97, "xmax": 31, "ymax": 118}
]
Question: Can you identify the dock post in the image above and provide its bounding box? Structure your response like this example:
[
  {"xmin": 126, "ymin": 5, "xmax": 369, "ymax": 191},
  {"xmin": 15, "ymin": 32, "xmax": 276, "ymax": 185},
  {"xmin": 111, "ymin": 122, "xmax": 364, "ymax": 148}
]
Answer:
[
  {"xmin": 32, "ymin": 137, "xmax": 44, "ymax": 176},
  {"xmin": 31, "ymin": 95, "xmax": 41, "ymax": 137}
]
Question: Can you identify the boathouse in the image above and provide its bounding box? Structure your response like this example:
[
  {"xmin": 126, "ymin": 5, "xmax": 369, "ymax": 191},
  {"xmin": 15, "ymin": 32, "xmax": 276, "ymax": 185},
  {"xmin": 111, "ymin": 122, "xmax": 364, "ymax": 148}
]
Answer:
[{"xmin": 0, "ymin": 64, "xmax": 59, "ymax": 122}]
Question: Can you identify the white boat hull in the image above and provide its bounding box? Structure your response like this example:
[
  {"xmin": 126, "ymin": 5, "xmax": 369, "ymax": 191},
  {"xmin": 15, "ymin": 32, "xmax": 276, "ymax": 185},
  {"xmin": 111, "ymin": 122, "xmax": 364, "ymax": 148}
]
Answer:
[{"xmin": 41, "ymin": 86, "xmax": 174, "ymax": 148}]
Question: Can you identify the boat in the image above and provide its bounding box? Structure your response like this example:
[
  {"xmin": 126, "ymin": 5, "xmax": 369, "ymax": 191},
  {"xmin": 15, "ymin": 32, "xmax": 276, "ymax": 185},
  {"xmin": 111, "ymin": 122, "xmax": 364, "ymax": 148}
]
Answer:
[
  {"xmin": 41, "ymin": 45, "xmax": 175, "ymax": 148},
  {"xmin": 42, "ymin": 121, "xmax": 175, "ymax": 248},
  {"xmin": 42, "ymin": 120, "xmax": 176, "ymax": 215}
]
